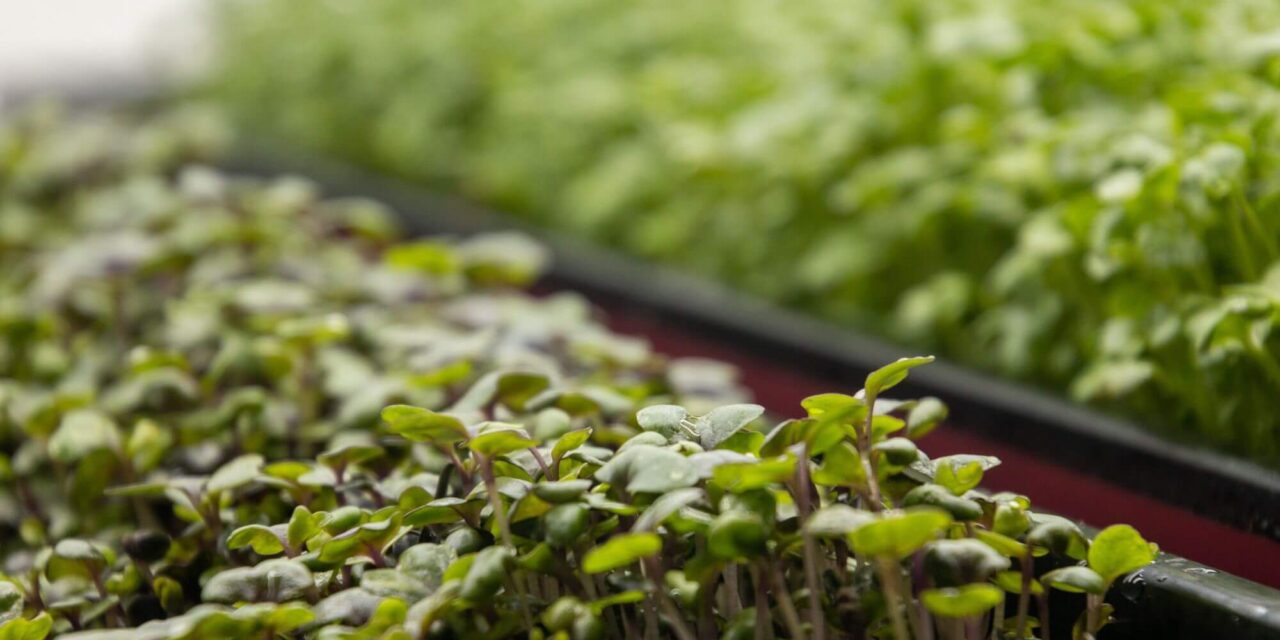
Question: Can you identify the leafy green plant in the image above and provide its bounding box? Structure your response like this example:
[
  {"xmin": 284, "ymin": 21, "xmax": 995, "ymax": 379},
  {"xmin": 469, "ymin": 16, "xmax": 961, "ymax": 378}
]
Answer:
[
  {"xmin": 0, "ymin": 108, "xmax": 1155, "ymax": 638},
  {"xmin": 211, "ymin": 0, "xmax": 1280, "ymax": 465}
]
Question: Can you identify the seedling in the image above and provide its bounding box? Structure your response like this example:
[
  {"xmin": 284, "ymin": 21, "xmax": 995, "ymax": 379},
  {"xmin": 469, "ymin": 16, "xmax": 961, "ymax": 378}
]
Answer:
[{"xmin": 0, "ymin": 111, "xmax": 1157, "ymax": 639}]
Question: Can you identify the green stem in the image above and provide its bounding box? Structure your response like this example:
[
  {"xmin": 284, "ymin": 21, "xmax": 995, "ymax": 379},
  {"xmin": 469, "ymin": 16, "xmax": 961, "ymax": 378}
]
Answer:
[
  {"xmin": 751, "ymin": 562, "xmax": 775, "ymax": 640},
  {"xmin": 1037, "ymin": 593, "xmax": 1051, "ymax": 640},
  {"xmin": 644, "ymin": 557, "xmax": 696, "ymax": 640},
  {"xmin": 874, "ymin": 557, "xmax": 910, "ymax": 640},
  {"xmin": 1015, "ymin": 548, "xmax": 1033, "ymax": 639},
  {"xmin": 795, "ymin": 443, "xmax": 826, "ymax": 640},
  {"xmin": 861, "ymin": 395, "xmax": 885, "ymax": 510},
  {"xmin": 768, "ymin": 557, "xmax": 807, "ymax": 640},
  {"xmin": 480, "ymin": 455, "xmax": 531, "ymax": 630}
]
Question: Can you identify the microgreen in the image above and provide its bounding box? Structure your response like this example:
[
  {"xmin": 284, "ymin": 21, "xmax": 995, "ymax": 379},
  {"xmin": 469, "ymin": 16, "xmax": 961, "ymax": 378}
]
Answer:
[
  {"xmin": 0, "ymin": 108, "xmax": 1155, "ymax": 639},
  {"xmin": 213, "ymin": 0, "xmax": 1280, "ymax": 466}
]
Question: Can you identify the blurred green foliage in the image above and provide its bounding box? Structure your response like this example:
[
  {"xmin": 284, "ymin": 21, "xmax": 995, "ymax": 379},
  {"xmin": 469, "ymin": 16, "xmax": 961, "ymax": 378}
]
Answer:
[{"xmin": 213, "ymin": 0, "xmax": 1280, "ymax": 464}]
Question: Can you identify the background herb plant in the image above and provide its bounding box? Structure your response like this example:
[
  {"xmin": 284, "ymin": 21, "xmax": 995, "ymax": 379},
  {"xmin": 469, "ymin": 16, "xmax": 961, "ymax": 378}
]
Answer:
[
  {"xmin": 210, "ymin": 0, "xmax": 1280, "ymax": 465},
  {"xmin": 0, "ymin": 108, "xmax": 1156, "ymax": 638}
]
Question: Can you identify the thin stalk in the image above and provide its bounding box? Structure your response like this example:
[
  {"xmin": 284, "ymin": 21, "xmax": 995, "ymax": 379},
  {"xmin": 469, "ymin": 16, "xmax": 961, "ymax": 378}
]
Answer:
[
  {"xmin": 795, "ymin": 444, "xmax": 826, "ymax": 640},
  {"xmin": 444, "ymin": 447, "xmax": 473, "ymax": 490},
  {"xmin": 479, "ymin": 454, "xmax": 531, "ymax": 629},
  {"xmin": 1014, "ymin": 549, "xmax": 1033, "ymax": 639},
  {"xmin": 91, "ymin": 570, "xmax": 126, "ymax": 627},
  {"xmin": 527, "ymin": 446, "xmax": 550, "ymax": 479},
  {"xmin": 965, "ymin": 617, "xmax": 981, "ymax": 640},
  {"xmin": 644, "ymin": 557, "xmax": 697, "ymax": 640},
  {"xmin": 860, "ymin": 397, "xmax": 884, "ymax": 511},
  {"xmin": 768, "ymin": 557, "xmax": 807, "ymax": 640},
  {"xmin": 874, "ymin": 557, "xmax": 910, "ymax": 640},
  {"xmin": 479, "ymin": 456, "xmax": 512, "ymax": 547},
  {"xmin": 725, "ymin": 564, "xmax": 744, "ymax": 618},
  {"xmin": 751, "ymin": 561, "xmax": 775, "ymax": 640},
  {"xmin": 1084, "ymin": 593, "xmax": 1100, "ymax": 639},
  {"xmin": 1036, "ymin": 594, "xmax": 1051, "ymax": 640},
  {"xmin": 643, "ymin": 596, "xmax": 659, "ymax": 640},
  {"xmin": 990, "ymin": 600, "xmax": 1003, "ymax": 640},
  {"xmin": 434, "ymin": 463, "xmax": 454, "ymax": 499}
]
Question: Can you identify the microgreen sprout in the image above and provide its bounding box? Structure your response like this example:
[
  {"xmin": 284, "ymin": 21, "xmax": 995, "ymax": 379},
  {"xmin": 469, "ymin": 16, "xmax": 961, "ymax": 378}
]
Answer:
[{"xmin": 0, "ymin": 109, "xmax": 1156, "ymax": 639}]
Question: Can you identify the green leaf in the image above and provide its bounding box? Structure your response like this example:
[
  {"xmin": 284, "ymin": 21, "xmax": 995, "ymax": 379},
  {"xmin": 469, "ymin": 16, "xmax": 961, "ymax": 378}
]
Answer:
[
  {"xmin": 582, "ymin": 533, "xmax": 662, "ymax": 574},
  {"xmin": 1027, "ymin": 514, "xmax": 1088, "ymax": 560},
  {"xmin": 542, "ymin": 596, "xmax": 588, "ymax": 631},
  {"xmin": 495, "ymin": 371, "xmax": 551, "ymax": 411},
  {"xmin": 385, "ymin": 240, "xmax": 459, "ymax": 275},
  {"xmin": 312, "ymin": 589, "xmax": 385, "ymax": 627},
  {"xmin": 1087, "ymin": 524, "xmax": 1157, "ymax": 584},
  {"xmin": 811, "ymin": 442, "xmax": 865, "ymax": 487},
  {"xmin": 461, "ymin": 546, "xmax": 515, "ymax": 600},
  {"xmin": 708, "ymin": 512, "xmax": 768, "ymax": 560},
  {"xmin": 873, "ymin": 437, "xmax": 919, "ymax": 466},
  {"xmin": 228, "ymin": 524, "xmax": 287, "ymax": 556},
  {"xmin": 317, "ymin": 432, "xmax": 383, "ymax": 470},
  {"xmin": 903, "ymin": 484, "xmax": 983, "ymax": 521},
  {"xmin": 359, "ymin": 568, "xmax": 433, "ymax": 600},
  {"xmin": 398, "ymin": 543, "xmax": 456, "ymax": 592},
  {"xmin": 533, "ymin": 479, "xmax": 593, "ymax": 504},
  {"xmin": 48, "ymin": 409, "xmax": 120, "ymax": 463},
  {"xmin": 760, "ymin": 417, "xmax": 849, "ymax": 458},
  {"xmin": 381, "ymin": 405, "xmax": 468, "ymax": 444},
  {"xmin": 551, "ymin": 429, "xmax": 593, "ymax": 462},
  {"xmin": 711, "ymin": 455, "xmax": 796, "ymax": 493},
  {"xmin": 0, "ymin": 613, "xmax": 53, "ymax": 640},
  {"xmin": 923, "ymin": 539, "xmax": 1010, "ymax": 586},
  {"xmin": 973, "ymin": 528, "xmax": 1027, "ymax": 558},
  {"xmin": 801, "ymin": 393, "xmax": 863, "ymax": 420},
  {"xmin": 934, "ymin": 459, "xmax": 986, "ymax": 496},
  {"xmin": 993, "ymin": 570, "xmax": 1043, "ymax": 596},
  {"xmin": 921, "ymin": 584, "xmax": 1004, "ymax": 618},
  {"xmin": 404, "ymin": 497, "xmax": 483, "ymax": 527},
  {"xmin": 849, "ymin": 508, "xmax": 952, "ymax": 559},
  {"xmin": 864, "ymin": 356, "xmax": 934, "ymax": 400},
  {"xmin": 287, "ymin": 506, "xmax": 320, "ymax": 550},
  {"xmin": 698, "ymin": 404, "xmax": 764, "ymax": 449},
  {"xmin": 633, "ymin": 488, "xmax": 704, "ymax": 532},
  {"xmin": 1041, "ymin": 566, "xmax": 1106, "ymax": 594},
  {"xmin": 125, "ymin": 418, "xmax": 172, "ymax": 473},
  {"xmin": 202, "ymin": 559, "xmax": 314, "ymax": 603},
  {"xmin": 544, "ymin": 503, "xmax": 591, "ymax": 548},
  {"xmin": 907, "ymin": 397, "xmax": 948, "ymax": 439},
  {"xmin": 635, "ymin": 405, "xmax": 687, "ymax": 440},
  {"xmin": 589, "ymin": 590, "xmax": 646, "ymax": 613},
  {"xmin": 468, "ymin": 424, "xmax": 538, "ymax": 457},
  {"xmin": 806, "ymin": 504, "xmax": 876, "ymax": 538},
  {"xmin": 533, "ymin": 408, "xmax": 573, "ymax": 441},
  {"xmin": 207, "ymin": 453, "xmax": 265, "ymax": 494},
  {"xmin": 46, "ymin": 539, "xmax": 107, "ymax": 581},
  {"xmin": 593, "ymin": 444, "xmax": 697, "ymax": 494}
]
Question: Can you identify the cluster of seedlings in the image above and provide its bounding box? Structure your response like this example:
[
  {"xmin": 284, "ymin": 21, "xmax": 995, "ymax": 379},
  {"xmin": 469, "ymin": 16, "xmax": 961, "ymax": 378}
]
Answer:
[
  {"xmin": 215, "ymin": 0, "xmax": 1280, "ymax": 463},
  {"xmin": 0, "ymin": 109, "xmax": 1153, "ymax": 639}
]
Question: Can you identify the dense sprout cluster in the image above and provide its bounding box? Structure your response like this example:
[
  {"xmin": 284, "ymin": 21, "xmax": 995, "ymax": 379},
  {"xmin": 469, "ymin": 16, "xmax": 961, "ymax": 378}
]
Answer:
[
  {"xmin": 0, "ymin": 108, "xmax": 1154, "ymax": 640},
  {"xmin": 213, "ymin": 0, "xmax": 1280, "ymax": 464}
]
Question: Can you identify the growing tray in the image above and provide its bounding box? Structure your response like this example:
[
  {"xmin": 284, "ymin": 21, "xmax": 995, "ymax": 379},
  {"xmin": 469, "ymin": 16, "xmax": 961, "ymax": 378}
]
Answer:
[{"xmin": 223, "ymin": 141, "xmax": 1280, "ymax": 638}]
